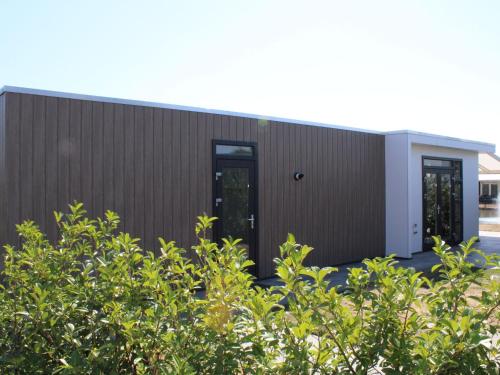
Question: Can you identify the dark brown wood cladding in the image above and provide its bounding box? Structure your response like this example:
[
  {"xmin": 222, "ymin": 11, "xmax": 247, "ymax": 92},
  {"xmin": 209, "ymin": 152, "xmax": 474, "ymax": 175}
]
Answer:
[{"xmin": 1, "ymin": 92, "xmax": 385, "ymax": 277}]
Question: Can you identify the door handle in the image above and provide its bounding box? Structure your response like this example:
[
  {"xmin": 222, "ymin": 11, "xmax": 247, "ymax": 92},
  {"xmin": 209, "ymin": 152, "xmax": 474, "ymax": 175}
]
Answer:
[
  {"xmin": 437, "ymin": 205, "xmax": 440, "ymax": 214},
  {"xmin": 248, "ymin": 214, "xmax": 255, "ymax": 229}
]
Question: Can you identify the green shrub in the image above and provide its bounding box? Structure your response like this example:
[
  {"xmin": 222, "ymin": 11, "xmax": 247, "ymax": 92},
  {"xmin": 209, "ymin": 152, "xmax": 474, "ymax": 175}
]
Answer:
[{"xmin": 0, "ymin": 203, "xmax": 498, "ymax": 374}]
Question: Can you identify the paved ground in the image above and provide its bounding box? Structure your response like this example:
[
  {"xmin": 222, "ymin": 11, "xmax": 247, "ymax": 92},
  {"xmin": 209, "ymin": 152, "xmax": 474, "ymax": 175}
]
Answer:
[{"xmin": 256, "ymin": 232, "xmax": 500, "ymax": 289}]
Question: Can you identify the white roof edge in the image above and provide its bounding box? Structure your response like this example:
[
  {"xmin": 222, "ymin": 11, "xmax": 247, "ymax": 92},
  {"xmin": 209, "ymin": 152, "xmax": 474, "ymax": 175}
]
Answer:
[
  {"xmin": 479, "ymin": 174, "xmax": 500, "ymax": 181},
  {"xmin": 0, "ymin": 85, "xmax": 382, "ymax": 135},
  {"xmin": 385, "ymin": 129, "xmax": 496, "ymax": 153}
]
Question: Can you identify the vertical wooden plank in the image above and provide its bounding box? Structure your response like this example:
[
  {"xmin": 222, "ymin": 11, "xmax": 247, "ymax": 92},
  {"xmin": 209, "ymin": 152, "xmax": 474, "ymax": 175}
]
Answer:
[
  {"xmin": 179, "ymin": 111, "xmax": 190, "ymax": 248},
  {"xmin": 57, "ymin": 98, "xmax": 70, "ymax": 211},
  {"xmin": 92, "ymin": 101, "xmax": 104, "ymax": 217},
  {"xmin": 306, "ymin": 126, "xmax": 315, "ymax": 259},
  {"xmin": 256, "ymin": 119, "xmax": 267, "ymax": 275},
  {"xmin": 223, "ymin": 115, "xmax": 231, "ymax": 139},
  {"xmin": 20, "ymin": 94, "xmax": 34, "ymax": 222},
  {"xmin": 197, "ymin": 112, "xmax": 209, "ymax": 215},
  {"xmin": 289, "ymin": 124, "xmax": 297, "ymax": 235},
  {"xmin": 325, "ymin": 128, "xmax": 332, "ymax": 263},
  {"xmin": 45, "ymin": 96, "xmax": 58, "ymax": 241},
  {"xmin": 188, "ymin": 112, "xmax": 198, "ymax": 245},
  {"xmin": 318, "ymin": 127, "xmax": 326, "ymax": 263},
  {"xmin": 153, "ymin": 108, "xmax": 164, "ymax": 250},
  {"xmin": 201, "ymin": 113, "xmax": 212, "ymax": 217},
  {"xmin": 363, "ymin": 134, "xmax": 370, "ymax": 258},
  {"xmin": 80, "ymin": 101, "xmax": 93, "ymax": 218},
  {"xmin": 123, "ymin": 105, "xmax": 135, "ymax": 234},
  {"xmin": 276, "ymin": 122, "xmax": 285, "ymax": 252},
  {"xmin": 236, "ymin": 116, "xmax": 245, "ymax": 140},
  {"xmin": 144, "ymin": 107, "xmax": 154, "ymax": 249},
  {"xmin": 213, "ymin": 114, "xmax": 222, "ymax": 139},
  {"xmin": 103, "ymin": 103, "xmax": 115, "ymax": 211},
  {"xmin": 171, "ymin": 110, "xmax": 181, "ymax": 244},
  {"xmin": 69, "ymin": 100, "xmax": 82, "ymax": 203},
  {"xmin": 113, "ymin": 104, "xmax": 125, "ymax": 222},
  {"xmin": 134, "ymin": 106, "xmax": 145, "ymax": 242},
  {"xmin": 331, "ymin": 129, "xmax": 338, "ymax": 263},
  {"xmin": 337, "ymin": 130, "xmax": 345, "ymax": 262},
  {"xmin": 5, "ymin": 94, "xmax": 21, "ymax": 244},
  {"xmin": 162, "ymin": 109, "xmax": 173, "ymax": 240},
  {"xmin": 0, "ymin": 93, "xmax": 6, "ymax": 244}
]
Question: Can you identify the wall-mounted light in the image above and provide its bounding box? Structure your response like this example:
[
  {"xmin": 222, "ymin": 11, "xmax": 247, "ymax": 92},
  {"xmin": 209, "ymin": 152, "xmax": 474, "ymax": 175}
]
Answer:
[{"xmin": 294, "ymin": 172, "xmax": 304, "ymax": 181}]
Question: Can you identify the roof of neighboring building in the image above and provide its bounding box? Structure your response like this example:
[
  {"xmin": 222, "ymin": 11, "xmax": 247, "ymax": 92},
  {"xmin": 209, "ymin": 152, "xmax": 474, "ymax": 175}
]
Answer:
[{"xmin": 479, "ymin": 153, "xmax": 500, "ymax": 174}]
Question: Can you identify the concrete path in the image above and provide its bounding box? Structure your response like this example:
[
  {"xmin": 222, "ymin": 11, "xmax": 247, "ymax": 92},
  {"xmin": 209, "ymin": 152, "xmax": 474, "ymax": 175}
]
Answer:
[{"xmin": 256, "ymin": 233, "xmax": 500, "ymax": 289}]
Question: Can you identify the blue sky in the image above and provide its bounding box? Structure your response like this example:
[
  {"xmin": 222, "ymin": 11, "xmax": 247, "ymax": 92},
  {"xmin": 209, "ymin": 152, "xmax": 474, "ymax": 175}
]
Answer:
[{"xmin": 1, "ymin": 1, "xmax": 499, "ymax": 152}]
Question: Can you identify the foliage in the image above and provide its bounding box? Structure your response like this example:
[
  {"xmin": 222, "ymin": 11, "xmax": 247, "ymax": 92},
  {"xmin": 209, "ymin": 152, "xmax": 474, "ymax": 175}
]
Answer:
[{"xmin": 0, "ymin": 203, "xmax": 498, "ymax": 374}]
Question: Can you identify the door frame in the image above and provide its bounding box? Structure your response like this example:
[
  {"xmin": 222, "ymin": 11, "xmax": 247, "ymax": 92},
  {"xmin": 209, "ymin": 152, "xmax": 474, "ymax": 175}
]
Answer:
[
  {"xmin": 421, "ymin": 156, "xmax": 463, "ymax": 250},
  {"xmin": 212, "ymin": 139, "xmax": 259, "ymax": 274}
]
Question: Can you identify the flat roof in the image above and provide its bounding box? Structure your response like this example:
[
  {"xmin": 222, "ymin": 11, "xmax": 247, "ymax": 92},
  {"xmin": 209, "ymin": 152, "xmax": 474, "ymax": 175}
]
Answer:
[
  {"xmin": 386, "ymin": 130, "xmax": 495, "ymax": 153},
  {"xmin": 0, "ymin": 86, "xmax": 496, "ymax": 153}
]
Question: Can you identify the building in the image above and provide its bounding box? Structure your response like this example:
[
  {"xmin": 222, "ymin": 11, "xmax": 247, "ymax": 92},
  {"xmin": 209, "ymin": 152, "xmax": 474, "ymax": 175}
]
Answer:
[
  {"xmin": 479, "ymin": 153, "xmax": 500, "ymax": 199},
  {"xmin": 0, "ymin": 86, "xmax": 495, "ymax": 277},
  {"xmin": 478, "ymin": 153, "xmax": 500, "ymax": 231}
]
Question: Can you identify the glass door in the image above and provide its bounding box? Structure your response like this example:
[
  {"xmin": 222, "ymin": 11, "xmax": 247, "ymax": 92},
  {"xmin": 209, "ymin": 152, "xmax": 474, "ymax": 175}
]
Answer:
[
  {"xmin": 213, "ymin": 143, "xmax": 257, "ymax": 274},
  {"xmin": 422, "ymin": 158, "xmax": 462, "ymax": 251}
]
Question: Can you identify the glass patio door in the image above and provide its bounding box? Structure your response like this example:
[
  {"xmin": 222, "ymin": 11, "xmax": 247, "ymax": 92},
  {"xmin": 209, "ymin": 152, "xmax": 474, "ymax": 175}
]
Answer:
[{"xmin": 422, "ymin": 158, "xmax": 462, "ymax": 251}]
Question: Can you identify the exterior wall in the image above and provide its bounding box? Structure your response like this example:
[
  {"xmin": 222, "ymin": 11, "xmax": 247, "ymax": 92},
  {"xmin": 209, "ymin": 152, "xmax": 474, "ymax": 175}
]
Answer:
[
  {"xmin": 0, "ymin": 93, "xmax": 5, "ymax": 246},
  {"xmin": 410, "ymin": 144, "xmax": 478, "ymax": 253},
  {"xmin": 385, "ymin": 133, "xmax": 411, "ymax": 257},
  {"xmin": 1, "ymin": 92, "xmax": 386, "ymax": 277}
]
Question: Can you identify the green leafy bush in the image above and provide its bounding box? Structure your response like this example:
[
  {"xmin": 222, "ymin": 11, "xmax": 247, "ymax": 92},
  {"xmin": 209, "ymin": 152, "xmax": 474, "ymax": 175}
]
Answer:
[{"xmin": 0, "ymin": 203, "xmax": 498, "ymax": 374}]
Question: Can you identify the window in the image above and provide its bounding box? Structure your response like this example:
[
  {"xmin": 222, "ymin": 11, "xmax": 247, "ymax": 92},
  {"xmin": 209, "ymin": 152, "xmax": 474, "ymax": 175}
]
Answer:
[
  {"xmin": 216, "ymin": 144, "xmax": 254, "ymax": 157},
  {"xmin": 482, "ymin": 184, "xmax": 490, "ymax": 196},
  {"xmin": 423, "ymin": 158, "xmax": 452, "ymax": 168},
  {"xmin": 492, "ymin": 184, "xmax": 498, "ymax": 198}
]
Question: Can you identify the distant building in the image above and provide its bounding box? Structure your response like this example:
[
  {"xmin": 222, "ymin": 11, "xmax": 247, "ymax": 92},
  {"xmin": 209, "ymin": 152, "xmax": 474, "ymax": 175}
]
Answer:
[
  {"xmin": 479, "ymin": 153, "xmax": 500, "ymax": 200},
  {"xmin": 479, "ymin": 153, "xmax": 500, "ymax": 231}
]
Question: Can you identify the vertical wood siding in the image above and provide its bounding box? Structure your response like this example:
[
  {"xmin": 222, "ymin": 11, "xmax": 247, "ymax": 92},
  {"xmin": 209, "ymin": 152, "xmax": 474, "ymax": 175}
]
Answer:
[{"xmin": 2, "ymin": 92, "xmax": 385, "ymax": 277}]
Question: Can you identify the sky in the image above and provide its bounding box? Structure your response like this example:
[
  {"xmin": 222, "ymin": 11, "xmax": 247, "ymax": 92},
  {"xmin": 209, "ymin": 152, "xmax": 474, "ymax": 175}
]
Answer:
[{"xmin": 1, "ymin": 1, "xmax": 499, "ymax": 153}]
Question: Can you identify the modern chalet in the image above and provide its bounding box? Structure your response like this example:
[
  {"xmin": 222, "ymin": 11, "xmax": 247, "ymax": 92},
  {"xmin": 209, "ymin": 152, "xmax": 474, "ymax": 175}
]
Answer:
[{"xmin": 0, "ymin": 86, "xmax": 495, "ymax": 277}]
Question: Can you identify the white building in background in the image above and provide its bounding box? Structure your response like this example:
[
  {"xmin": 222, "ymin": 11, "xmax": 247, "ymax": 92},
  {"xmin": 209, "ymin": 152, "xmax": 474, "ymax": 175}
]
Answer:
[
  {"xmin": 478, "ymin": 153, "xmax": 500, "ymax": 232},
  {"xmin": 479, "ymin": 153, "xmax": 500, "ymax": 200}
]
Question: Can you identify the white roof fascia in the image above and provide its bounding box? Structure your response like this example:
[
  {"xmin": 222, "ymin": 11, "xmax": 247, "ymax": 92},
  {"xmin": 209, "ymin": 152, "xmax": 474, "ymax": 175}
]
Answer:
[
  {"xmin": 0, "ymin": 85, "xmax": 381, "ymax": 135},
  {"xmin": 479, "ymin": 174, "xmax": 500, "ymax": 182},
  {"xmin": 386, "ymin": 130, "xmax": 495, "ymax": 154}
]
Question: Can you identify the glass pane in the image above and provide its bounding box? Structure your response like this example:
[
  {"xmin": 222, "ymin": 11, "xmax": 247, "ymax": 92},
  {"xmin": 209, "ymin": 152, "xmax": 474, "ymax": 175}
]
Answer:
[
  {"xmin": 216, "ymin": 144, "xmax": 253, "ymax": 157},
  {"xmin": 454, "ymin": 181, "xmax": 462, "ymax": 242},
  {"xmin": 424, "ymin": 172, "xmax": 438, "ymax": 246},
  {"xmin": 221, "ymin": 167, "xmax": 249, "ymax": 249},
  {"xmin": 492, "ymin": 184, "xmax": 498, "ymax": 198},
  {"xmin": 454, "ymin": 160, "xmax": 462, "ymax": 180},
  {"xmin": 440, "ymin": 173, "xmax": 452, "ymax": 240},
  {"xmin": 423, "ymin": 158, "xmax": 452, "ymax": 167},
  {"xmin": 482, "ymin": 184, "xmax": 489, "ymax": 196}
]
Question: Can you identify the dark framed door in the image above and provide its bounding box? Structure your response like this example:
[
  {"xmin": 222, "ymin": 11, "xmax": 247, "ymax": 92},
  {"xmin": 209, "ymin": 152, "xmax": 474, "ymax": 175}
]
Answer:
[
  {"xmin": 213, "ymin": 142, "xmax": 258, "ymax": 274},
  {"xmin": 422, "ymin": 158, "xmax": 463, "ymax": 251}
]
